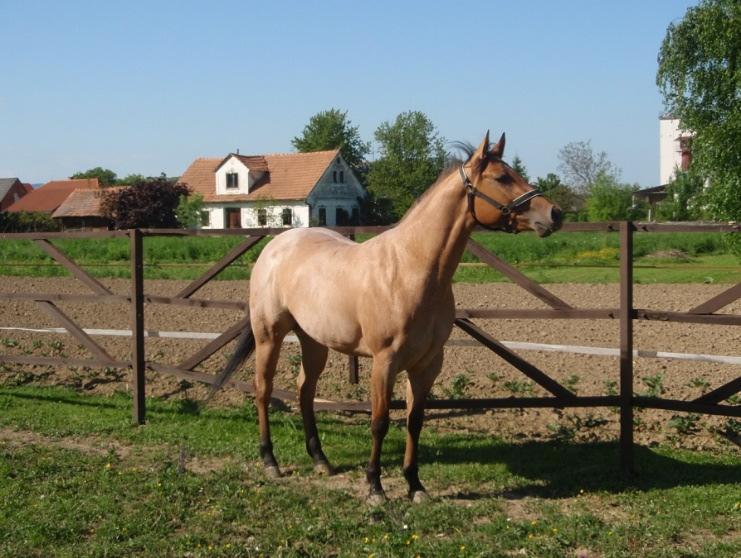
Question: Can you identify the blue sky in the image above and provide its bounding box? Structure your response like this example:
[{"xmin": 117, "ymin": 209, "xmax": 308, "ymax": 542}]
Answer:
[{"xmin": 0, "ymin": 0, "xmax": 696, "ymax": 186}]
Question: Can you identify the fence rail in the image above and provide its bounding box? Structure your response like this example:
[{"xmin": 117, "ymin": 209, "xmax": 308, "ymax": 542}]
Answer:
[{"xmin": 0, "ymin": 222, "xmax": 739, "ymax": 474}]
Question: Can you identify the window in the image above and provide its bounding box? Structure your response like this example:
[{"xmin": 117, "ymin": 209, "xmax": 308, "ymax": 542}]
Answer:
[
  {"xmin": 318, "ymin": 207, "xmax": 326, "ymax": 226},
  {"xmin": 336, "ymin": 207, "xmax": 349, "ymax": 226},
  {"xmin": 257, "ymin": 208, "xmax": 267, "ymax": 226},
  {"xmin": 340, "ymin": 171, "xmax": 344, "ymax": 183},
  {"xmin": 226, "ymin": 172, "xmax": 239, "ymax": 189},
  {"xmin": 200, "ymin": 210, "xmax": 210, "ymax": 227},
  {"xmin": 282, "ymin": 208, "xmax": 292, "ymax": 226},
  {"xmin": 351, "ymin": 206, "xmax": 359, "ymax": 225},
  {"xmin": 332, "ymin": 171, "xmax": 338, "ymax": 183}
]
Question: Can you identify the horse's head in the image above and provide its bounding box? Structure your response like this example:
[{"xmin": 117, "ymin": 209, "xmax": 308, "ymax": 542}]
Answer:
[{"xmin": 462, "ymin": 132, "xmax": 562, "ymax": 237}]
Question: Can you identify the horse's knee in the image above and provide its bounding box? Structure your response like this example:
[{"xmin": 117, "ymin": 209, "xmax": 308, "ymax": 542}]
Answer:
[{"xmin": 371, "ymin": 415, "xmax": 390, "ymax": 439}]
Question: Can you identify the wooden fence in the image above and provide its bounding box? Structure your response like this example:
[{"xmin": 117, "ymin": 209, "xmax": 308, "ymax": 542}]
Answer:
[{"xmin": 0, "ymin": 222, "xmax": 739, "ymax": 474}]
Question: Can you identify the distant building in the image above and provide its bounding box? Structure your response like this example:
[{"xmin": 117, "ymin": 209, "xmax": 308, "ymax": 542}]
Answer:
[
  {"xmin": 52, "ymin": 188, "xmax": 114, "ymax": 231},
  {"xmin": 7, "ymin": 178, "xmax": 100, "ymax": 214},
  {"xmin": 659, "ymin": 116, "xmax": 693, "ymax": 186},
  {"xmin": 179, "ymin": 150, "xmax": 365, "ymax": 229},
  {"xmin": 0, "ymin": 178, "xmax": 32, "ymax": 211}
]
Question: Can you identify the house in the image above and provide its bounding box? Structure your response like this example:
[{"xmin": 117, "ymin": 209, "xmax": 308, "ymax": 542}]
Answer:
[
  {"xmin": 659, "ymin": 115, "xmax": 693, "ymax": 186},
  {"xmin": 0, "ymin": 178, "xmax": 33, "ymax": 211},
  {"xmin": 179, "ymin": 150, "xmax": 365, "ymax": 229},
  {"xmin": 6, "ymin": 178, "xmax": 100, "ymax": 214},
  {"xmin": 52, "ymin": 188, "xmax": 113, "ymax": 231}
]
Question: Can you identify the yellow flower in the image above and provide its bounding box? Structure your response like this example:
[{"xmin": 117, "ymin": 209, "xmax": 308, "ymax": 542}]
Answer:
[{"xmin": 104, "ymin": 463, "xmax": 112, "ymax": 469}]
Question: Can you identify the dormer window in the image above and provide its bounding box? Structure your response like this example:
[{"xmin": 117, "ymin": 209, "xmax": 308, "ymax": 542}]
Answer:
[{"xmin": 226, "ymin": 172, "xmax": 239, "ymax": 189}]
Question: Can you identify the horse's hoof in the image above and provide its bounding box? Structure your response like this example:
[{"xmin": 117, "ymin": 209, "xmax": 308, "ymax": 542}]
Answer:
[
  {"xmin": 367, "ymin": 491, "xmax": 387, "ymax": 506},
  {"xmin": 410, "ymin": 490, "xmax": 430, "ymax": 504},
  {"xmin": 314, "ymin": 462, "xmax": 335, "ymax": 476},
  {"xmin": 264, "ymin": 465, "xmax": 282, "ymax": 479}
]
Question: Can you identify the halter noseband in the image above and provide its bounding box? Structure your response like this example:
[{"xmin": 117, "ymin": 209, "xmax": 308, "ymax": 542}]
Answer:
[{"xmin": 459, "ymin": 165, "xmax": 544, "ymax": 233}]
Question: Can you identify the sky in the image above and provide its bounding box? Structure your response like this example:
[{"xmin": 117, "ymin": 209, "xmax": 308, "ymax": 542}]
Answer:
[{"xmin": 0, "ymin": 0, "xmax": 698, "ymax": 186}]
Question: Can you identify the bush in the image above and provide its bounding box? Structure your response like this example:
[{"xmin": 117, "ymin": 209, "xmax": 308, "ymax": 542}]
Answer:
[
  {"xmin": 0, "ymin": 211, "xmax": 60, "ymax": 232},
  {"xmin": 586, "ymin": 173, "xmax": 646, "ymax": 221}
]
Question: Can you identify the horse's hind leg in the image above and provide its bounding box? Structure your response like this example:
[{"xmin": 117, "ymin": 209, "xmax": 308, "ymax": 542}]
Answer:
[
  {"xmin": 295, "ymin": 330, "xmax": 332, "ymax": 474},
  {"xmin": 253, "ymin": 327, "xmax": 288, "ymax": 477}
]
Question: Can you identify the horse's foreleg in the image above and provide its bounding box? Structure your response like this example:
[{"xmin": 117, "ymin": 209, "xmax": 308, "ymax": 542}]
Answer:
[
  {"xmin": 296, "ymin": 331, "xmax": 332, "ymax": 474},
  {"xmin": 404, "ymin": 351, "xmax": 443, "ymax": 503},
  {"xmin": 366, "ymin": 354, "xmax": 397, "ymax": 504},
  {"xmin": 254, "ymin": 337, "xmax": 284, "ymax": 477}
]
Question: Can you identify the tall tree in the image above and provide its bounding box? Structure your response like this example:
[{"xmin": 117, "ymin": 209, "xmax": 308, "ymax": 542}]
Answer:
[
  {"xmin": 656, "ymin": 0, "xmax": 741, "ymax": 223},
  {"xmin": 535, "ymin": 173, "xmax": 583, "ymax": 217},
  {"xmin": 292, "ymin": 108, "xmax": 370, "ymax": 174},
  {"xmin": 366, "ymin": 111, "xmax": 446, "ymax": 222},
  {"xmin": 510, "ymin": 155, "xmax": 530, "ymax": 183},
  {"xmin": 71, "ymin": 167, "xmax": 118, "ymax": 187},
  {"xmin": 586, "ymin": 173, "xmax": 645, "ymax": 222},
  {"xmin": 557, "ymin": 140, "xmax": 619, "ymax": 193}
]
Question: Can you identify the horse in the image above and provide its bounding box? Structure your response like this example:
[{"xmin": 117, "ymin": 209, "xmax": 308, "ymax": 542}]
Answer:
[{"xmin": 237, "ymin": 132, "xmax": 562, "ymax": 503}]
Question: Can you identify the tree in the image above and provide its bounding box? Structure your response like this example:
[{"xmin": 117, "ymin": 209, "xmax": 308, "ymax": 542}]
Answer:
[
  {"xmin": 535, "ymin": 173, "xmax": 584, "ymax": 218},
  {"xmin": 656, "ymin": 0, "xmax": 741, "ymax": 223},
  {"xmin": 176, "ymin": 192, "xmax": 205, "ymax": 229},
  {"xmin": 71, "ymin": 167, "xmax": 118, "ymax": 187},
  {"xmin": 366, "ymin": 111, "xmax": 447, "ymax": 222},
  {"xmin": 510, "ymin": 156, "xmax": 530, "ymax": 182},
  {"xmin": 557, "ymin": 141, "xmax": 619, "ymax": 193},
  {"xmin": 119, "ymin": 173, "xmax": 146, "ymax": 185},
  {"xmin": 655, "ymin": 171, "xmax": 706, "ymax": 221},
  {"xmin": 586, "ymin": 173, "xmax": 645, "ymax": 222},
  {"xmin": 102, "ymin": 175, "xmax": 189, "ymax": 229},
  {"xmin": 292, "ymin": 108, "xmax": 370, "ymax": 175}
]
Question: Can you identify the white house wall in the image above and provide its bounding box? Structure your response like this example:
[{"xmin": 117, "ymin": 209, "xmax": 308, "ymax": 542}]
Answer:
[
  {"xmin": 201, "ymin": 202, "xmax": 309, "ymax": 229},
  {"xmin": 659, "ymin": 118, "xmax": 683, "ymax": 186}
]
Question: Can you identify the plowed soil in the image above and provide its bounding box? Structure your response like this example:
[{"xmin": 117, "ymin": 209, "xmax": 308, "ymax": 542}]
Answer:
[{"xmin": 1, "ymin": 277, "xmax": 739, "ymax": 451}]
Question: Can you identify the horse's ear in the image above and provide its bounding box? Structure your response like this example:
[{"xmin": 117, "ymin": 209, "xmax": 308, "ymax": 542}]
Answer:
[
  {"xmin": 490, "ymin": 132, "xmax": 506, "ymax": 158},
  {"xmin": 471, "ymin": 131, "xmax": 490, "ymax": 169}
]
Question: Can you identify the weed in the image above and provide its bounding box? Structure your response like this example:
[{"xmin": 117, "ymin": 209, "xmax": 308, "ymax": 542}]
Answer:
[
  {"xmin": 287, "ymin": 353, "xmax": 302, "ymax": 376},
  {"xmin": 725, "ymin": 394, "xmax": 740, "ymax": 405},
  {"xmin": 444, "ymin": 373, "xmax": 471, "ymax": 399},
  {"xmin": 503, "ymin": 380, "xmax": 533, "ymax": 396},
  {"xmin": 641, "ymin": 374, "xmax": 664, "ymax": 398},
  {"xmin": 668, "ymin": 414, "xmax": 701, "ymax": 435},
  {"xmin": 564, "ymin": 374, "xmax": 580, "ymax": 394},
  {"xmin": 604, "ymin": 380, "xmax": 618, "ymax": 397},
  {"xmin": 1, "ymin": 338, "xmax": 19, "ymax": 348},
  {"xmin": 487, "ymin": 372, "xmax": 503, "ymax": 385},
  {"xmin": 49, "ymin": 340, "xmax": 65, "ymax": 353},
  {"xmin": 31, "ymin": 339, "xmax": 43, "ymax": 350},
  {"xmin": 688, "ymin": 377, "xmax": 711, "ymax": 393}
]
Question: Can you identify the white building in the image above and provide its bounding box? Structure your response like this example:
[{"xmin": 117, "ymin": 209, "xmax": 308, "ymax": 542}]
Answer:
[
  {"xmin": 179, "ymin": 149, "xmax": 366, "ymax": 229},
  {"xmin": 659, "ymin": 116, "xmax": 693, "ymax": 185}
]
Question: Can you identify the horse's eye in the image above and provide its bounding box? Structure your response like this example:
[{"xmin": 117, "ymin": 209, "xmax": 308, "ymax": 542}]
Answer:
[{"xmin": 495, "ymin": 174, "xmax": 513, "ymax": 184}]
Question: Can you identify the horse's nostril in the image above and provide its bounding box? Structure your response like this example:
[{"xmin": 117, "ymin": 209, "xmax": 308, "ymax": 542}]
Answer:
[{"xmin": 551, "ymin": 206, "xmax": 563, "ymax": 225}]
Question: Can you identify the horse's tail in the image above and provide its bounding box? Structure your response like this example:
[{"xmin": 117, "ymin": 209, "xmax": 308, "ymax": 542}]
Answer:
[{"xmin": 205, "ymin": 327, "xmax": 255, "ymax": 403}]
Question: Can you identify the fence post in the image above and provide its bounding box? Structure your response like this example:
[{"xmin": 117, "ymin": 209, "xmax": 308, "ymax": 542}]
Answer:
[
  {"xmin": 619, "ymin": 221, "xmax": 634, "ymax": 474},
  {"xmin": 130, "ymin": 229, "xmax": 146, "ymax": 424}
]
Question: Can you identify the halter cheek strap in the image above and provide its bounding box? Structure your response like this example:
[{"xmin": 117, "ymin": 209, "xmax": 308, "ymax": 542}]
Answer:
[{"xmin": 459, "ymin": 165, "xmax": 544, "ymax": 233}]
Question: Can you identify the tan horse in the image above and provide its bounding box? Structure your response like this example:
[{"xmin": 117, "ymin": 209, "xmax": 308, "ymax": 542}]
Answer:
[{"xmin": 246, "ymin": 132, "xmax": 561, "ymax": 503}]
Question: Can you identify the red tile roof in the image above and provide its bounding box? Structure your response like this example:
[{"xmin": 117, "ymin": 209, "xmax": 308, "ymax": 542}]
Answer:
[
  {"xmin": 7, "ymin": 178, "xmax": 100, "ymax": 213},
  {"xmin": 52, "ymin": 187, "xmax": 118, "ymax": 218},
  {"xmin": 179, "ymin": 150, "xmax": 339, "ymax": 202}
]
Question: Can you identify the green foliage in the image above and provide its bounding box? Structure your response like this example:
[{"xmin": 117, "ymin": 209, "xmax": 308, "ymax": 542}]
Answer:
[
  {"xmin": 102, "ymin": 176, "xmax": 190, "ymax": 229},
  {"xmin": 510, "ymin": 155, "xmax": 530, "ymax": 182},
  {"xmin": 586, "ymin": 173, "xmax": 646, "ymax": 221},
  {"xmin": 175, "ymin": 192, "xmax": 204, "ymax": 229},
  {"xmin": 656, "ymin": 171, "xmax": 707, "ymax": 221},
  {"xmin": 70, "ymin": 167, "xmax": 118, "ymax": 187},
  {"xmin": 444, "ymin": 373, "xmax": 471, "ymax": 399},
  {"xmin": 366, "ymin": 111, "xmax": 447, "ymax": 222},
  {"xmin": 119, "ymin": 173, "xmax": 146, "ymax": 185},
  {"xmin": 668, "ymin": 413, "xmax": 702, "ymax": 435},
  {"xmin": 641, "ymin": 374, "xmax": 665, "ymax": 398},
  {"xmin": 656, "ymin": 0, "xmax": 741, "ymax": 222},
  {"xmin": 292, "ymin": 108, "xmax": 370, "ymax": 175},
  {"xmin": 535, "ymin": 173, "xmax": 584, "ymax": 217},
  {"xmin": 0, "ymin": 211, "xmax": 59, "ymax": 233}
]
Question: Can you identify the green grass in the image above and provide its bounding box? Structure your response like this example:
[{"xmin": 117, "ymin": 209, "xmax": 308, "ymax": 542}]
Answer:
[
  {"xmin": 0, "ymin": 385, "xmax": 739, "ymax": 557},
  {"xmin": 0, "ymin": 232, "xmax": 738, "ymax": 283}
]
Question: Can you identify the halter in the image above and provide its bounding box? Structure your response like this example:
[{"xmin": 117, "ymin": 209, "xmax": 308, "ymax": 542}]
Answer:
[{"xmin": 459, "ymin": 165, "xmax": 544, "ymax": 233}]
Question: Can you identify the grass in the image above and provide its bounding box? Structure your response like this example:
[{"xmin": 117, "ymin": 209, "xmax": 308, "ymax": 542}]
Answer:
[
  {"xmin": 0, "ymin": 232, "xmax": 737, "ymax": 283},
  {"xmin": 0, "ymin": 385, "xmax": 739, "ymax": 557}
]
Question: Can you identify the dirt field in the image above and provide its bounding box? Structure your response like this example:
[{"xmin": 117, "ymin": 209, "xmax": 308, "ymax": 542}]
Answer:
[{"xmin": 1, "ymin": 277, "xmax": 739, "ymax": 451}]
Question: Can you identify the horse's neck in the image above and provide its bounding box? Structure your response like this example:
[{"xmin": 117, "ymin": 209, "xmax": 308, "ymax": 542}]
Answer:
[{"xmin": 392, "ymin": 171, "xmax": 474, "ymax": 287}]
